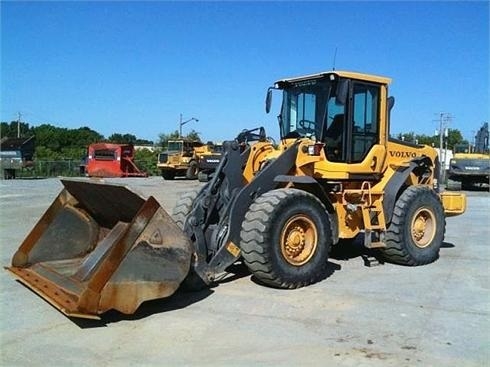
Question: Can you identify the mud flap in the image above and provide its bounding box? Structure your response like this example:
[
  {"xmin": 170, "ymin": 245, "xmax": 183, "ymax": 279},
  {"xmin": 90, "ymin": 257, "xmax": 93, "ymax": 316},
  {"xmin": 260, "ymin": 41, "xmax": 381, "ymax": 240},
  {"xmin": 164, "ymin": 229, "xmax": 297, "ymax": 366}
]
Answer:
[{"xmin": 6, "ymin": 179, "xmax": 192, "ymax": 319}]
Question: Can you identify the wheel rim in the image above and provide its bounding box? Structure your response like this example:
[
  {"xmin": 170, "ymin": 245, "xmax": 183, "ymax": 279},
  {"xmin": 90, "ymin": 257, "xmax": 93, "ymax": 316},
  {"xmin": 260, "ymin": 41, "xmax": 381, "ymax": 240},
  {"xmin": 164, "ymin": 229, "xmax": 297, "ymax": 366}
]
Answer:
[
  {"xmin": 411, "ymin": 207, "xmax": 436, "ymax": 248},
  {"xmin": 280, "ymin": 215, "xmax": 318, "ymax": 266}
]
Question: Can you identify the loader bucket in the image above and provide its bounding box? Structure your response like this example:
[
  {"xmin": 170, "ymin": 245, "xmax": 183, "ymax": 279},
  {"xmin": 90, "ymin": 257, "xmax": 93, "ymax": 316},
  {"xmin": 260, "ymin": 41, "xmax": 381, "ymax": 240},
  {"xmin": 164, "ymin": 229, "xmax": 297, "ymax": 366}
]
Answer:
[{"xmin": 6, "ymin": 179, "xmax": 192, "ymax": 319}]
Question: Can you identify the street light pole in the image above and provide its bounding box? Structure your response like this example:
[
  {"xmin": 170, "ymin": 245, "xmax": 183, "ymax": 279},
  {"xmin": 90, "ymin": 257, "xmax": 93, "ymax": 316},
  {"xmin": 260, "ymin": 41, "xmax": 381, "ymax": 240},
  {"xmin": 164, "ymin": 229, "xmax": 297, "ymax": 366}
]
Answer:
[{"xmin": 179, "ymin": 114, "xmax": 199, "ymax": 138}]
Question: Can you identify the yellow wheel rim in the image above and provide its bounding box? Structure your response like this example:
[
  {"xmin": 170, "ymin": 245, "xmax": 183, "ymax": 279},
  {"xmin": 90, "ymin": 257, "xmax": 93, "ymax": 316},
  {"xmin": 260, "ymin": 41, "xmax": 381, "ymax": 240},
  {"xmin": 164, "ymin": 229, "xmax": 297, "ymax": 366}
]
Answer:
[
  {"xmin": 411, "ymin": 208, "xmax": 436, "ymax": 248},
  {"xmin": 280, "ymin": 215, "xmax": 318, "ymax": 266}
]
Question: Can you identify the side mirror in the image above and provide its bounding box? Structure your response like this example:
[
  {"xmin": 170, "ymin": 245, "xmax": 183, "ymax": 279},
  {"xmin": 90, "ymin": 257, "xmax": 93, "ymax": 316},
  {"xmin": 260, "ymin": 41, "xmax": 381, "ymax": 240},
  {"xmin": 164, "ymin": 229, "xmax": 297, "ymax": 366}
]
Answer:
[
  {"xmin": 387, "ymin": 96, "xmax": 395, "ymax": 112},
  {"xmin": 335, "ymin": 79, "xmax": 349, "ymax": 105},
  {"xmin": 265, "ymin": 88, "xmax": 273, "ymax": 114}
]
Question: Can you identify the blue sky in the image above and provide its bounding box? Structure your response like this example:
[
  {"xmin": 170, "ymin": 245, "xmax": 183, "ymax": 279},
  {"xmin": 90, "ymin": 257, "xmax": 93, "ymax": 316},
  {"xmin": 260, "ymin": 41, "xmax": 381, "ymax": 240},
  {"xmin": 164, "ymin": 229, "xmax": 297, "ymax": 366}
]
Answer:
[{"xmin": 1, "ymin": 1, "xmax": 488, "ymax": 143}]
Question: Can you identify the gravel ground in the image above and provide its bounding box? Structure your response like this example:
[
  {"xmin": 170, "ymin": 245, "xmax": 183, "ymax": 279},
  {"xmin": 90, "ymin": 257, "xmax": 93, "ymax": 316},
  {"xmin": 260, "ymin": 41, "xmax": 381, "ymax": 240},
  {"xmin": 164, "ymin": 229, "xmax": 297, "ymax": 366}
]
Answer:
[{"xmin": 0, "ymin": 177, "xmax": 488, "ymax": 367}]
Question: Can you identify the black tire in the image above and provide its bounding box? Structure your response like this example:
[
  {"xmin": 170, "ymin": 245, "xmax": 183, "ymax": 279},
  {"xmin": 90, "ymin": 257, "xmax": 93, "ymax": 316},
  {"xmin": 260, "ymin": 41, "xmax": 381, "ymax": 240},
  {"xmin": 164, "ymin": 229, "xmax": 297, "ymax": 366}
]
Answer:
[
  {"xmin": 381, "ymin": 186, "xmax": 445, "ymax": 266},
  {"xmin": 198, "ymin": 171, "xmax": 209, "ymax": 182},
  {"xmin": 461, "ymin": 179, "xmax": 472, "ymax": 191},
  {"xmin": 172, "ymin": 189, "xmax": 200, "ymax": 229},
  {"xmin": 240, "ymin": 188, "xmax": 331, "ymax": 289},
  {"xmin": 172, "ymin": 188, "xmax": 208, "ymax": 291},
  {"xmin": 4, "ymin": 169, "xmax": 15, "ymax": 180},
  {"xmin": 445, "ymin": 179, "xmax": 460, "ymax": 191},
  {"xmin": 186, "ymin": 161, "xmax": 198, "ymax": 180},
  {"xmin": 162, "ymin": 170, "xmax": 175, "ymax": 180}
]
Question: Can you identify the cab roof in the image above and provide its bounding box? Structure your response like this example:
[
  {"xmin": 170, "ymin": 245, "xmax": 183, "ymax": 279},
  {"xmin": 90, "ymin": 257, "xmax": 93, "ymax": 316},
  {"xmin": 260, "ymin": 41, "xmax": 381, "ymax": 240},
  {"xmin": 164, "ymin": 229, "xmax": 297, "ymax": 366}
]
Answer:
[{"xmin": 275, "ymin": 70, "xmax": 392, "ymax": 86}]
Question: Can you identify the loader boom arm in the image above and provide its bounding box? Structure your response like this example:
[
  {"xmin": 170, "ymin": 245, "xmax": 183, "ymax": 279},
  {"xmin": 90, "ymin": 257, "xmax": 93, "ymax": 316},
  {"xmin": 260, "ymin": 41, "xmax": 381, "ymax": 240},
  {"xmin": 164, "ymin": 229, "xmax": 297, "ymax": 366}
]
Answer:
[{"xmin": 183, "ymin": 138, "xmax": 299, "ymax": 283}]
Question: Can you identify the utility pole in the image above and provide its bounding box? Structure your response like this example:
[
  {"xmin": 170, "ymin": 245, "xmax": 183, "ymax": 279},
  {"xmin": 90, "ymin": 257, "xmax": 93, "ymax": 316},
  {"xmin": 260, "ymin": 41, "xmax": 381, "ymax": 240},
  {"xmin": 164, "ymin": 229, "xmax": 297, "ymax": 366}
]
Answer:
[
  {"xmin": 434, "ymin": 112, "xmax": 452, "ymax": 184},
  {"xmin": 17, "ymin": 112, "xmax": 22, "ymax": 138}
]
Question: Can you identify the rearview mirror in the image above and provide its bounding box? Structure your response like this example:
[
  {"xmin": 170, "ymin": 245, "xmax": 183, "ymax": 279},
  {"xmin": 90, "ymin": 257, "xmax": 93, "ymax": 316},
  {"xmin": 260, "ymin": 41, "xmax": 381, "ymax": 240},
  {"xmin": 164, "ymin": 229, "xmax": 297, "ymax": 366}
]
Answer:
[{"xmin": 265, "ymin": 88, "xmax": 273, "ymax": 114}]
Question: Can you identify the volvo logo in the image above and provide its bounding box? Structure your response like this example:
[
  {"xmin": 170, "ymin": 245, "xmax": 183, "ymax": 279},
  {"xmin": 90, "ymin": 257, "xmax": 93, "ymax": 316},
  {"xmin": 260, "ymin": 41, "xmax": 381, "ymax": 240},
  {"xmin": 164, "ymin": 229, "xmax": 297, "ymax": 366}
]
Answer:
[{"xmin": 389, "ymin": 151, "xmax": 417, "ymax": 158}]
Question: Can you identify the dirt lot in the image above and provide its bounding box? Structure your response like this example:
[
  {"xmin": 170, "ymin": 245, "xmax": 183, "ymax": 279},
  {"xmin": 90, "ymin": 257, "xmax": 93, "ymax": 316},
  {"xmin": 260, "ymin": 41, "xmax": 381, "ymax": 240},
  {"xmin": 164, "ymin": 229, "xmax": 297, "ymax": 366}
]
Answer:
[{"xmin": 0, "ymin": 177, "xmax": 488, "ymax": 367}]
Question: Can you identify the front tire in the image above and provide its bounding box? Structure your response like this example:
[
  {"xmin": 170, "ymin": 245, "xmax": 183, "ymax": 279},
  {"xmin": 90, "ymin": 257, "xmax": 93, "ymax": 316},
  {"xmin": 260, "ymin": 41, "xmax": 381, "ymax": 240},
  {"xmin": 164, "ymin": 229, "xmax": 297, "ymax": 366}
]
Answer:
[
  {"xmin": 381, "ymin": 186, "xmax": 445, "ymax": 266},
  {"xmin": 198, "ymin": 171, "xmax": 210, "ymax": 182},
  {"xmin": 240, "ymin": 188, "xmax": 331, "ymax": 289},
  {"xmin": 186, "ymin": 161, "xmax": 198, "ymax": 180},
  {"xmin": 172, "ymin": 189, "xmax": 200, "ymax": 229},
  {"xmin": 162, "ymin": 170, "xmax": 175, "ymax": 180},
  {"xmin": 172, "ymin": 188, "xmax": 208, "ymax": 291}
]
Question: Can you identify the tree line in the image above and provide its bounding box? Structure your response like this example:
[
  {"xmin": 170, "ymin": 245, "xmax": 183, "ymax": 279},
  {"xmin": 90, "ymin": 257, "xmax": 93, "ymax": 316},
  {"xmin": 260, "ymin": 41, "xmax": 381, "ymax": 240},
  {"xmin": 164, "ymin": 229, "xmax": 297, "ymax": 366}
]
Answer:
[
  {"xmin": 0, "ymin": 121, "xmax": 202, "ymax": 161},
  {"xmin": 395, "ymin": 129, "xmax": 467, "ymax": 149},
  {"xmin": 1, "ymin": 120, "xmax": 469, "ymax": 162}
]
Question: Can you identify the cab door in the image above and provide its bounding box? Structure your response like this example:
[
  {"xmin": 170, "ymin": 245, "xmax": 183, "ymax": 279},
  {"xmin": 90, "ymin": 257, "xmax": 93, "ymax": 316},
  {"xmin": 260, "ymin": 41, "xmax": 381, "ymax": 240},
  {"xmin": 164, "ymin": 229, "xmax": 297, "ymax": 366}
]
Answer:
[{"xmin": 317, "ymin": 80, "xmax": 387, "ymax": 178}]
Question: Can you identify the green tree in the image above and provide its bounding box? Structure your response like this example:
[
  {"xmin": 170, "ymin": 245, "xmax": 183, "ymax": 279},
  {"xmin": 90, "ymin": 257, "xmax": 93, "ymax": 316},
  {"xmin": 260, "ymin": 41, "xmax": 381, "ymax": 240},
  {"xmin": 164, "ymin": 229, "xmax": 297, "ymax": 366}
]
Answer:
[
  {"xmin": 157, "ymin": 129, "xmax": 202, "ymax": 148},
  {"xmin": 395, "ymin": 129, "xmax": 465, "ymax": 150},
  {"xmin": 108, "ymin": 133, "xmax": 137, "ymax": 144},
  {"xmin": 32, "ymin": 124, "xmax": 103, "ymax": 159},
  {"xmin": 445, "ymin": 129, "xmax": 466, "ymax": 150},
  {"xmin": 134, "ymin": 148, "xmax": 160, "ymax": 176},
  {"xmin": 158, "ymin": 130, "xmax": 180, "ymax": 147},
  {"xmin": 134, "ymin": 138, "xmax": 154, "ymax": 145},
  {"xmin": 186, "ymin": 129, "xmax": 202, "ymax": 142},
  {"xmin": 70, "ymin": 127, "xmax": 103, "ymax": 147},
  {"xmin": 0, "ymin": 121, "xmax": 33, "ymax": 138}
]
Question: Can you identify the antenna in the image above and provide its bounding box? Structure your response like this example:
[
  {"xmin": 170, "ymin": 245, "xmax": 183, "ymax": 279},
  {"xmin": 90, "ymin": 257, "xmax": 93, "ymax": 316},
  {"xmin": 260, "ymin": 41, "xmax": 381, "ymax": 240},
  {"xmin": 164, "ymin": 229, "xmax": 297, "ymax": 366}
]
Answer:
[{"xmin": 332, "ymin": 47, "xmax": 338, "ymax": 71}]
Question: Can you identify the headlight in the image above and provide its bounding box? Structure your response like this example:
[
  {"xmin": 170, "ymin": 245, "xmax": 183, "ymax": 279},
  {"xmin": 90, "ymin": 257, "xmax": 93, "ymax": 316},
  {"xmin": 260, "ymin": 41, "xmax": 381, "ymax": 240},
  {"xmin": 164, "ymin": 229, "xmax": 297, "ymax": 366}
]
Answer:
[{"xmin": 307, "ymin": 143, "xmax": 324, "ymax": 156}]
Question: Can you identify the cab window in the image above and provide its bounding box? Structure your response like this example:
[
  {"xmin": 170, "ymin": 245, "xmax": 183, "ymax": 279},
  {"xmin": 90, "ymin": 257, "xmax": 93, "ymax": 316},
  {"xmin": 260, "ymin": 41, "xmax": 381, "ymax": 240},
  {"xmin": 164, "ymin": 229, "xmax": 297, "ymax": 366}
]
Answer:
[{"xmin": 351, "ymin": 83, "xmax": 380, "ymax": 162}]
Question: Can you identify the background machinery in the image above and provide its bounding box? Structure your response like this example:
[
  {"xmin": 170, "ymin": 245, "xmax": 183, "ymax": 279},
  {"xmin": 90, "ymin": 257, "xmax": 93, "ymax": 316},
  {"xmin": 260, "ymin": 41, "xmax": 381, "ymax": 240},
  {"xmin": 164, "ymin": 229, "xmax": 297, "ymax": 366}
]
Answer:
[
  {"xmin": 197, "ymin": 141, "xmax": 223, "ymax": 182},
  {"xmin": 448, "ymin": 123, "xmax": 489, "ymax": 190},
  {"xmin": 85, "ymin": 143, "xmax": 147, "ymax": 178},
  {"xmin": 0, "ymin": 136, "xmax": 35, "ymax": 179},
  {"xmin": 7, "ymin": 70, "xmax": 466, "ymax": 319},
  {"xmin": 157, "ymin": 139, "xmax": 206, "ymax": 180}
]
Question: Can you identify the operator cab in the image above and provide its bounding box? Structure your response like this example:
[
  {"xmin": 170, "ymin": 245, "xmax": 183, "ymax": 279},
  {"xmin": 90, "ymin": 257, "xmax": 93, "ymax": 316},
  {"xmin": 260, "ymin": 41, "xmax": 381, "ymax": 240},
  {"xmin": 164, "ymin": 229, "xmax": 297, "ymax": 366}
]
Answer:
[{"xmin": 267, "ymin": 71, "xmax": 392, "ymax": 163}]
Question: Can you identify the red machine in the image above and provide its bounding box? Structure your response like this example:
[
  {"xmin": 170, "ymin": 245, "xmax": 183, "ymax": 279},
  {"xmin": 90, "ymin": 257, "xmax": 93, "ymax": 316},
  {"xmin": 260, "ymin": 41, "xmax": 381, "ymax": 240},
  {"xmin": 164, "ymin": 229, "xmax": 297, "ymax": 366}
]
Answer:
[{"xmin": 86, "ymin": 143, "xmax": 147, "ymax": 178}]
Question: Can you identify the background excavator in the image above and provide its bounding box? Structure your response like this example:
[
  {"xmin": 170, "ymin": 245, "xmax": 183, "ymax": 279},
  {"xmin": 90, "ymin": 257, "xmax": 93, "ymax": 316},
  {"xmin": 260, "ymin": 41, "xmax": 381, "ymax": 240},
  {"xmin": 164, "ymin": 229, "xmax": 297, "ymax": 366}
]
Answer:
[{"xmin": 6, "ymin": 70, "xmax": 466, "ymax": 319}]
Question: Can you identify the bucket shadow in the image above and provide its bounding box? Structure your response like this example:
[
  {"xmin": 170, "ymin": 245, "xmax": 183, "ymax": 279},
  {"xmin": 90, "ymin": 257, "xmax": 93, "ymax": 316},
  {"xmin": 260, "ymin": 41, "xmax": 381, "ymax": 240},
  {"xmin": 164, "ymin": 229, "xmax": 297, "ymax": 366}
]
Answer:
[
  {"xmin": 73, "ymin": 287, "xmax": 214, "ymax": 328},
  {"xmin": 74, "ymin": 263, "xmax": 252, "ymax": 328}
]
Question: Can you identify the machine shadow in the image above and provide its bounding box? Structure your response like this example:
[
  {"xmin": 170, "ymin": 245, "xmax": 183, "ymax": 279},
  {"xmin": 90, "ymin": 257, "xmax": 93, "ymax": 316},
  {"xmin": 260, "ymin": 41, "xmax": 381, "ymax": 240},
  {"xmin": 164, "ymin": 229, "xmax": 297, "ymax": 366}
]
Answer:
[
  {"xmin": 67, "ymin": 238, "xmax": 457, "ymax": 328},
  {"xmin": 329, "ymin": 235, "xmax": 384, "ymax": 266},
  {"xmin": 250, "ymin": 260, "xmax": 341, "ymax": 287},
  {"xmin": 441, "ymin": 241, "xmax": 455, "ymax": 249}
]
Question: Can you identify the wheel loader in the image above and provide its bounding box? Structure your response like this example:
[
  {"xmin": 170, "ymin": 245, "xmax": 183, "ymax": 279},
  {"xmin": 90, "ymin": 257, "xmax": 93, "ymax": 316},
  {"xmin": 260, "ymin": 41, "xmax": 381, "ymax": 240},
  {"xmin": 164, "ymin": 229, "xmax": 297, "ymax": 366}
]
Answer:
[{"xmin": 6, "ymin": 70, "xmax": 466, "ymax": 319}]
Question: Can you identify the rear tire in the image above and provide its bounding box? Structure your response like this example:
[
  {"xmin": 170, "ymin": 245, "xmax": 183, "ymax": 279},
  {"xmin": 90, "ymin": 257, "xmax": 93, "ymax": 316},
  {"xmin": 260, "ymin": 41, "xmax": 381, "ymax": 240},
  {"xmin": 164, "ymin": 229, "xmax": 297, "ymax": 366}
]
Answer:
[
  {"xmin": 198, "ymin": 171, "xmax": 209, "ymax": 182},
  {"xmin": 240, "ymin": 188, "xmax": 331, "ymax": 289},
  {"xmin": 162, "ymin": 170, "xmax": 175, "ymax": 180},
  {"xmin": 461, "ymin": 179, "xmax": 472, "ymax": 191},
  {"xmin": 4, "ymin": 169, "xmax": 15, "ymax": 179},
  {"xmin": 381, "ymin": 186, "xmax": 445, "ymax": 266},
  {"xmin": 186, "ymin": 161, "xmax": 198, "ymax": 180}
]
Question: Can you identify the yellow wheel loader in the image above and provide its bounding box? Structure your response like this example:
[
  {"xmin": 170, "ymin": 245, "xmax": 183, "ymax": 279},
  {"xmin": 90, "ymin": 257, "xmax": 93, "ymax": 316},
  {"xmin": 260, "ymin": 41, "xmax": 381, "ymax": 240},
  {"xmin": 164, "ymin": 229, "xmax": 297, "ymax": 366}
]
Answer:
[{"xmin": 6, "ymin": 71, "xmax": 466, "ymax": 319}]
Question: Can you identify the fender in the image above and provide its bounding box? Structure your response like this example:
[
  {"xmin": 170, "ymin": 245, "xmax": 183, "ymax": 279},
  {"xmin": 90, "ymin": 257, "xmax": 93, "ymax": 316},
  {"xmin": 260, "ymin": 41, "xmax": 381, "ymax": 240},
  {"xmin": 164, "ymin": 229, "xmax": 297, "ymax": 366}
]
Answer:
[
  {"xmin": 383, "ymin": 156, "xmax": 434, "ymax": 225},
  {"xmin": 273, "ymin": 174, "xmax": 339, "ymax": 245}
]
